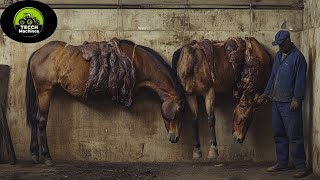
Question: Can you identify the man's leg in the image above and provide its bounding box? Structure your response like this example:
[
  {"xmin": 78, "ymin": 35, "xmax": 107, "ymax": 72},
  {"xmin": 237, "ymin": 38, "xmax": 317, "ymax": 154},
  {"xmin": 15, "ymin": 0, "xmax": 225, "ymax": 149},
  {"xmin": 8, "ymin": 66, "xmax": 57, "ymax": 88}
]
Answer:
[
  {"xmin": 272, "ymin": 101, "xmax": 289, "ymax": 167},
  {"xmin": 280, "ymin": 102, "xmax": 308, "ymax": 178},
  {"xmin": 281, "ymin": 103, "xmax": 306, "ymax": 168}
]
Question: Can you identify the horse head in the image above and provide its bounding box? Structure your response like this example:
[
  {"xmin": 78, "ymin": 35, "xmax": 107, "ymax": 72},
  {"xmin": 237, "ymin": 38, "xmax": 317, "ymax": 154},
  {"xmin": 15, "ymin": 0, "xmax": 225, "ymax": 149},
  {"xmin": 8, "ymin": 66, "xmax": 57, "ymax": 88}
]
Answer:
[
  {"xmin": 232, "ymin": 37, "xmax": 271, "ymax": 143},
  {"xmin": 161, "ymin": 99, "xmax": 183, "ymax": 143},
  {"xmin": 232, "ymin": 92, "xmax": 264, "ymax": 143}
]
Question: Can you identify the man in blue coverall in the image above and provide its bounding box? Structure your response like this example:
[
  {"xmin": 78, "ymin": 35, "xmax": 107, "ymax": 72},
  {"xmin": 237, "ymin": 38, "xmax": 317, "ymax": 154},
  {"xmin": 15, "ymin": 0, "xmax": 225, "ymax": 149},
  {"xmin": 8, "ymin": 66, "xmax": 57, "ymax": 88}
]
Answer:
[{"xmin": 258, "ymin": 30, "xmax": 309, "ymax": 178}]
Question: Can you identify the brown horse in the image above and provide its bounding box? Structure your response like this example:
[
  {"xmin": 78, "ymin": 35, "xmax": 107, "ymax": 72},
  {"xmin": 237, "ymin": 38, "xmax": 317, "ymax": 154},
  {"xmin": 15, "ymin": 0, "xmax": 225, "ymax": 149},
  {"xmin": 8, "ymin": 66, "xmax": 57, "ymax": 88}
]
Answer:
[
  {"xmin": 172, "ymin": 37, "xmax": 271, "ymax": 159},
  {"xmin": 25, "ymin": 39, "xmax": 184, "ymax": 165}
]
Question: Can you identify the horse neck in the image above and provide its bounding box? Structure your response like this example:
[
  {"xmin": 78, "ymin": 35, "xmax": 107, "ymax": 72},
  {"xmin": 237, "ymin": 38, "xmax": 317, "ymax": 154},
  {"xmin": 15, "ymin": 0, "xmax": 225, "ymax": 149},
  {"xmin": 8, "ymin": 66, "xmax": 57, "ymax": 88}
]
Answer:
[{"xmin": 120, "ymin": 43, "xmax": 179, "ymax": 103}]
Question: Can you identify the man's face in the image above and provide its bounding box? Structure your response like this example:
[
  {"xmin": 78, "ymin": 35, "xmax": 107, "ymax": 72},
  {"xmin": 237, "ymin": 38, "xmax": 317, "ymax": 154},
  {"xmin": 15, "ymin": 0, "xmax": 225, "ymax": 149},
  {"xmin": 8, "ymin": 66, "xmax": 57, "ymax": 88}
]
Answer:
[{"xmin": 278, "ymin": 38, "xmax": 291, "ymax": 53}]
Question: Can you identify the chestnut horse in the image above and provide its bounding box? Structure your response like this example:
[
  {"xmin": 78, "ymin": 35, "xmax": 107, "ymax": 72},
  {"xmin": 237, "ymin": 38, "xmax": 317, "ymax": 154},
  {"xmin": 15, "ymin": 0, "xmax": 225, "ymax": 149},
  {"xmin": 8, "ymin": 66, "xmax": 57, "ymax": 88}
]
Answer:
[
  {"xmin": 26, "ymin": 39, "xmax": 184, "ymax": 165},
  {"xmin": 172, "ymin": 37, "xmax": 271, "ymax": 159}
]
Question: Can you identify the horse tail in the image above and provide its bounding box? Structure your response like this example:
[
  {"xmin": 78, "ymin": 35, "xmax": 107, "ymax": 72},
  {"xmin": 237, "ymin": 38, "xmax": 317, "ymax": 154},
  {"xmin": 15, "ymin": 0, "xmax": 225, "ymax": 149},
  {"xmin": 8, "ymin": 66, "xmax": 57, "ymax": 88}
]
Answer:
[
  {"xmin": 171, "ymin": 48, "xmax": 186, "ymax": 112},
  {"xmin": 25, "ymin": 51, "xmax": 38, "ymax": 127}
]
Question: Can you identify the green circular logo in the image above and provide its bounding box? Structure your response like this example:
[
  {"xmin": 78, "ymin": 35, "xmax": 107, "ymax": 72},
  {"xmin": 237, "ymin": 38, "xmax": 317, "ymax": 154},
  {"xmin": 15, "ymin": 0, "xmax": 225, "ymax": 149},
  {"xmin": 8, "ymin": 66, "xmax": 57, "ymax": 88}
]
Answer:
[{"xmin": 13, "ymin": 7, "xmax": 44, "ymax": 37}]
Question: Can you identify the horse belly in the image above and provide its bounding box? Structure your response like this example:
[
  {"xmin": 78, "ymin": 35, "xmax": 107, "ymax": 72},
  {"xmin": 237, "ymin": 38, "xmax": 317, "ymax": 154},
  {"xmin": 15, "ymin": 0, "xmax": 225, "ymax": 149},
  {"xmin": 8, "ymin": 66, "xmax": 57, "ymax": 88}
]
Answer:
[
  {"xmin": 214, "ymin": 48, "xmax": 235, "ymax": 93},
  {"xmin": 214, "ymin": 75, "xmax": 234, "ymax": 93},
  {"xmin": 214, "ymin": 63, "xmax": 235, "ymax": 93},
  {"xmin": 57, "ymin": 50, "xmax": 90, "ymax": 97}
]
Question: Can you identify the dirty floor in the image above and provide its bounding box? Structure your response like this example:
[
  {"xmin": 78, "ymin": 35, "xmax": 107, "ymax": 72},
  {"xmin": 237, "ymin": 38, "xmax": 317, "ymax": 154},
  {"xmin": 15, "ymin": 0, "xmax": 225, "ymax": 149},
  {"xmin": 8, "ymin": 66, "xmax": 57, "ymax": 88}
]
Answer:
[{"xmin": 0, "ymin": 160, "xmax": 318, "ymax": 180}]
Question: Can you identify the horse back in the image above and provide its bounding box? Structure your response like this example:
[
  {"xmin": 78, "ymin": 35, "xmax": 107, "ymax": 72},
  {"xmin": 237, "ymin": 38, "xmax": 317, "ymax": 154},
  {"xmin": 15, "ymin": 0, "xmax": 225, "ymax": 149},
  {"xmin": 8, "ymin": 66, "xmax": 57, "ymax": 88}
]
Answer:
[
  {"xmin": 177, "ymin": 42, "xmax": 235, "ymax": 96},
  {"xmin": 31, "ymin": 41, "xmax": 90, "ymax": 97}
]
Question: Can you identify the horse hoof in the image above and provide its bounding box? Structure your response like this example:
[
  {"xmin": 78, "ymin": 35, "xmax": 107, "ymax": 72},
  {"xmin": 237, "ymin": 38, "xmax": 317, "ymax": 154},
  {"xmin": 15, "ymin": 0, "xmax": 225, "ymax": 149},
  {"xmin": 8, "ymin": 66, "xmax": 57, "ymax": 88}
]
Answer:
[
  {"xmin": 44, "ymin": 159, "xmax": 54, "ymax": 166},
  {"xmin": 32, "ymin": 155, "xmax": 39, "ymax": 164},
  {"xmin": 193, "ymin": 148, "xmax": 202, "ymax": 159},
  {"xmin": 207, "ymin": 145, "xmax": 219, "ymax": 159}
]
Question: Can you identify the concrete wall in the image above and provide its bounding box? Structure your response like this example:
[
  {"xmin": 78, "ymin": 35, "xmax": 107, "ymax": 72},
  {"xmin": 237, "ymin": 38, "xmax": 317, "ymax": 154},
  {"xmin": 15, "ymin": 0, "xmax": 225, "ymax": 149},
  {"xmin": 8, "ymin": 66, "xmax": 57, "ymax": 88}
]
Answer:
[
  {"xmin": 301, "ymin": 0, "xmax": 320, "ymax": 175},
  {"xmin": 0, "ymin": 8, "xmax": 303, "ymax": 162}
]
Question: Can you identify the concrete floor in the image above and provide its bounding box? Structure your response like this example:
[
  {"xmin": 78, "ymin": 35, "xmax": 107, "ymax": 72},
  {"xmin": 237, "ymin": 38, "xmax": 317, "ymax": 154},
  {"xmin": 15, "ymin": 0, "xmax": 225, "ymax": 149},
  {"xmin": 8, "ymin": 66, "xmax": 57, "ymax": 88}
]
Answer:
[{"xmin": 0, "ymin": 160, "xmax": 318, "ymax": 180}]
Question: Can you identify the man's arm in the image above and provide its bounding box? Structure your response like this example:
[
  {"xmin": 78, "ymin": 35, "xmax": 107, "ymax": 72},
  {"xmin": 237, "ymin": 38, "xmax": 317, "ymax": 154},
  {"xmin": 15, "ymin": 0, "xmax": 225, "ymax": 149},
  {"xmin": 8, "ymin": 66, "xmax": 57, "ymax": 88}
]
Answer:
[
  {"xmin": 293, "ymin": 55, "xmax": 307, "ymax": 102},
  {"xmin": 264, "ymin": 53, "xmax": 279, "ymax": 95}
]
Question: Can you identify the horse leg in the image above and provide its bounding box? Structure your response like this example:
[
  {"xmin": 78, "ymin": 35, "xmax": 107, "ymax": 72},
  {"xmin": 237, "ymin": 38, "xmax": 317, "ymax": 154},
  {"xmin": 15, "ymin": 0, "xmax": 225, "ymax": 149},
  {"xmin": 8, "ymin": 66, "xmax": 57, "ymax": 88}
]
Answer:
[
  {"xmin": 37, "ymin": 90, "xmax": 53, "ymax": 166},
  {"xmin": 30, "ymin": 119, "xmax": 39, "ymax": 164},
  {"xmin": 205, "ymin": 88, "xmax": 219, "ymax": 159},
  {"xmin": 186, "ymin": 95, "xmax": 201, "ymax": 159}
]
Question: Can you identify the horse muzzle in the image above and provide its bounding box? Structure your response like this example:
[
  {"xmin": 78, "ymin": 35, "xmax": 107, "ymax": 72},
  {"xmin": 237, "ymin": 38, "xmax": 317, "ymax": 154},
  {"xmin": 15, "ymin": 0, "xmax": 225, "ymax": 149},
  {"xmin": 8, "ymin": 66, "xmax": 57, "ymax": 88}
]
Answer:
[
  {"xmin": 233, "ymin": 131, "xmax": 245, "ymax": 144},
  {"xmin": 167, "ymin": 133, "xmax": 179, "ymax": 143}
]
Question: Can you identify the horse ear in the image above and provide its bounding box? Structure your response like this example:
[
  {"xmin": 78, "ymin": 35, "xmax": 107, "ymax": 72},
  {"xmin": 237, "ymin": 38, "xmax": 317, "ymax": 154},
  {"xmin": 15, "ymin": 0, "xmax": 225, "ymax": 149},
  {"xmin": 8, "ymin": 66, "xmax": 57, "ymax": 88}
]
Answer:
[{"xmin": 161, "ymin": 100, "xmax": 179, "ymax": 120}]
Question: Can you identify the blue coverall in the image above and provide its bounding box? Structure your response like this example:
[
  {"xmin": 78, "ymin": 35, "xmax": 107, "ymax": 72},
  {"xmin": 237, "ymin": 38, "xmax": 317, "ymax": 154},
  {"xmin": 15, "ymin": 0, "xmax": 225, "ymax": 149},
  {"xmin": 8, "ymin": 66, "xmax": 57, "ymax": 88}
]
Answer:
[{"xmin": 264, "ymin": 45, "xmax": 307, "ymax": 169}]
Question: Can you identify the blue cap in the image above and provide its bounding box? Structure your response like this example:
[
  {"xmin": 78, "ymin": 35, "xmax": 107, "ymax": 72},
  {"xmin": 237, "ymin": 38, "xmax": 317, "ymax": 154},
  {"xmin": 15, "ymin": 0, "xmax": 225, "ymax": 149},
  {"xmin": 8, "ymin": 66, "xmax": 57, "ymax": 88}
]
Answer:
[{"xmin": 272, "ymin": 30, "xmax": 290, "ymax": 46}]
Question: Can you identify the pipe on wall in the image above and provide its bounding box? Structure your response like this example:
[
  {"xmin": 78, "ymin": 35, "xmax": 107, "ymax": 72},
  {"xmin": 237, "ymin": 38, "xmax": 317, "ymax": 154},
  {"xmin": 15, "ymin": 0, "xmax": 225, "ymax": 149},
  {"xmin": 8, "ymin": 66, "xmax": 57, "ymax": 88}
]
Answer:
[{"xmin": 0, "ymin": 3, "xmax": 304, "ymax": 10}]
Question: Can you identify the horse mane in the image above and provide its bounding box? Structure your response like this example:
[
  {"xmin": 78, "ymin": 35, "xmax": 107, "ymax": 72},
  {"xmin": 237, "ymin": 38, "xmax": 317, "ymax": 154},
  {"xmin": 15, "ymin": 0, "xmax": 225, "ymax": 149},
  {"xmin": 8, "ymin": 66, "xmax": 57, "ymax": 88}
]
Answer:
[
  {"xmin": 120, "ymin": 39, "xmax": 186, "ymax": 110},
  {"xmin": 119, "ymin": 39, "xmax": 135, "ymax": 47},
  {"xmin": 171, "ymin": 48, "xmax": 186, "ymax": 111},
  {"xmin": 120, "ymin": 39, "xmax": 172, "ymax": 71}
]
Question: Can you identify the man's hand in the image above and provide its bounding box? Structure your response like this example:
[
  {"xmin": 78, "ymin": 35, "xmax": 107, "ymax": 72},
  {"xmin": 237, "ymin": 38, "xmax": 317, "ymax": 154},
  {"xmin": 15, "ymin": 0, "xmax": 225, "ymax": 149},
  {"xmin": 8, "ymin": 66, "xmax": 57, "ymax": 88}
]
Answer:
[
  {"xmin": 289, "ymin": 99, "xmax": 300, "ymax": 111},
  {"xmin": 256, "ymin": 93, "xmax": 269, "ymax": 105}
]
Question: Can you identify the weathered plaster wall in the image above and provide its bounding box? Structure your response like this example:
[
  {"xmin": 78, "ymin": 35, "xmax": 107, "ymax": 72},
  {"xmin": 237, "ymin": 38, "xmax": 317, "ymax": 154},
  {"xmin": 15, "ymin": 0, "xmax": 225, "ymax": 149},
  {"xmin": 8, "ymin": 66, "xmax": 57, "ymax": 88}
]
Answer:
[
  {"xmin": 0, "ymin": 8, "xmax": 303, "ymax": 162},
  {"xmin": 301, "ymin": 0, "xmax": 320, "ymax": 175}
]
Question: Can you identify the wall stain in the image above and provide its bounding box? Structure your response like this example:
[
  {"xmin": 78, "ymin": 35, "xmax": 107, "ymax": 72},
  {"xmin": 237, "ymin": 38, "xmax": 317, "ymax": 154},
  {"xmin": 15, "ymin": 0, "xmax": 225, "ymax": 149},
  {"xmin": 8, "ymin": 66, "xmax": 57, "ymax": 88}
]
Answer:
[
  {"xmin": 165, "ymin": 12, "xmax": 190, "ymax": 31},
  {"xmin": 0, "ymin": 30, "xmax": 5, "ymax": 46},
  {"xmin": 307, "ymin": 45, "xmax": 314, "ymax": 168},
  {"xmin": 78, "ymin": 142, "xmax": 92, "ymax": 160}
]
